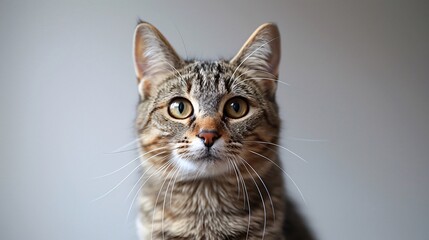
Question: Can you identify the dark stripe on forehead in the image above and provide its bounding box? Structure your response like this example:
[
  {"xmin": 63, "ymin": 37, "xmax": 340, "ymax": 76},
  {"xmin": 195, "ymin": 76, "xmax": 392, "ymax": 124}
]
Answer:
[
  {"xmin": 225, "ymin": 77, "xmax": 232, "ymax": 93},
  {"xmin": 213, "ymin": 63, "xmax": 221, "ymax": 87},
  {"xmin": 186, "ymin": 76, "xmax": 192, "ymax": 93}
]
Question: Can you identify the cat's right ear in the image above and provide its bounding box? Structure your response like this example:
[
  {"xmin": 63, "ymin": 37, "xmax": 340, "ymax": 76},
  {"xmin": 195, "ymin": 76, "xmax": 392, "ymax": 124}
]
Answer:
[
  {"xmin": 133, "ymin": 21, "xmax": 183, "ymax": 98},
  {"xmin": 230, "ymin": 23, "xmax": 280, "ymax": 98}
]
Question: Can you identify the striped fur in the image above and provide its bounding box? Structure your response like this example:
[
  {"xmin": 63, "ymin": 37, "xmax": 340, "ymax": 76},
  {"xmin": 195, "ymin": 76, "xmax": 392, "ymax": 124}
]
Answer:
[{"xmin": 132, "ymin": 21, "xmax": 314, "ymax": 240}]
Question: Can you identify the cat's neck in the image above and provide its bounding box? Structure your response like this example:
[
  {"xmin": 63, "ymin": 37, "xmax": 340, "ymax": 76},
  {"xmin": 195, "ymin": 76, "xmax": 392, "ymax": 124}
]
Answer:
[
  {"xmin": 137, "ymin": 164, "xmax": 286, "ymax": 239},
  {"xmin": 146, "ymin": 167, "xmax": 283, "ymax": 211}
]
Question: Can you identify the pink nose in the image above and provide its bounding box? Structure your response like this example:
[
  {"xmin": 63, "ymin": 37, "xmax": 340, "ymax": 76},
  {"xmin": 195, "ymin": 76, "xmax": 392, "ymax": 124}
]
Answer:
[{"xmin": 197, "ymin": 130, "xmax": 220, "ymax": 147}]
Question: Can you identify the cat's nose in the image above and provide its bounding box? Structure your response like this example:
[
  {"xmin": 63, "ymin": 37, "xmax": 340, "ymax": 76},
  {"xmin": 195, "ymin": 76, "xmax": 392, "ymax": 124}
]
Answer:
[{"xmin": 197, "ymin": 130, "xmax": 220, "ymax": 148}]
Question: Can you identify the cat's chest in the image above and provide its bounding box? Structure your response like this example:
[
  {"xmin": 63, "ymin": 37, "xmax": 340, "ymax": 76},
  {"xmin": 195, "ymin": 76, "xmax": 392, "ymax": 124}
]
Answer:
[
  {"xmin": 137, "ymin": 181, "xmax": 251, "ymax": 239},
  {"xmin": 137, "ymin": 179, "xmax": 283, "ymax": 240},
  {"xmin": 138, "ymin": 209, "xmax": 253, "ymax": 240}
]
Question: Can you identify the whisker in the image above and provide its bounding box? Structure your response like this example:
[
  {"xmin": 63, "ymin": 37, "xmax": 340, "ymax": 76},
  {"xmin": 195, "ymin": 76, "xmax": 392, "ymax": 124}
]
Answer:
[
  {"xmin": 230, "ymin": 159, "xmax": 245, "ymax": 208},
  {"xmin": 159, "ymin": 66, "xmax": 182, "ymax": 79},
  {"xmin": 236, "ymin": 161, "xmax": 246, "ymax": 207},
  {"xmin": 227, "ymin": 158, "xmax": 241, "ymax": 200},
  {"xmin": 104, "ymin": 147, "xmax": 140, "ymax": 154},
  {"xmin": 234, "ymin": 69, "xmax": 278, "ymax": 82},
  {"xmin": 231, "ymin": 37, "xmax": 280, "ymax": 80},
  {"xmin": 151, "ymin": 163, "xmax": 174, "ymax": 240},
  {"xmin": 169, "ymin": 164, "xmax": 182, "ymax": 207},
  {"xmin": 162, "ymin": 60, "xmax": 186, "ymax": 85},
  {"xmin": 231, "ymin": 160, "xmax": 251, "ymax": 240},
  {"xmin": 243, "ymin": 140, "xmax": 308, "ymax": 163},
  {"xmin": 230, "ymin": 70, "xmax": 256, "ymax": 90},
  {"xmin": 125, "ymin": 160, "xmax": 160, "ymax": 200},
  {"xmin": 175, "ymin": 25, "xmax": 188, "ymax": 59},
  {"xmin": 94, "ymin": 147, "xmax": 168, "ymax": 179},
  {"xmin": 239, "ymin": 77, "xmax": 290, "ymax": 86},
  {"xmin": 92, "ymin": 151, "xmax": 167, "ymax": 202},
  {"xmin": 230, "ymin": 76, "xmax": 289, "ymax": 92},
  {"xmin": 284, "ymin": 172, "xmax": 307, "ymax": 206},
  {"xmin": 162, "ymin": 167, "xmax": 180, "ymax": 240},
  {"xmin": 238, "ymin": 156, "xmax": 276, "ymax": 222},
  {"xmin": 106, "ymin": 137, "xmax": 141, "ymax": 154},
  {"xmin": 127, "ymin": 160, "xmax": 173, "ymax": 220},
  {"xmin": 248, "ymin": 150, "xmax": 307, "ymax": 205},
  {"xmin": 237, "ymin": 157, "xmax": 267, "ymax": 240}
]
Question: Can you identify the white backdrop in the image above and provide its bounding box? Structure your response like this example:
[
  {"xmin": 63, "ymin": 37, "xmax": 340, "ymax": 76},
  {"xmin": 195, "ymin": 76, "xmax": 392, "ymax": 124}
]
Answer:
[{"xmin": 1, "ymin": 1, "xmax": 428, "ymax": 239}]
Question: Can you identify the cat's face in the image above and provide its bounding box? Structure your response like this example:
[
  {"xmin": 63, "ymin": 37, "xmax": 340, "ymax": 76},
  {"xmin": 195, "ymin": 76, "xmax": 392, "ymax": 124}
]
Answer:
[{"xmin": 133, "ymin": 22, "xmax": 281, "ymax": 179}]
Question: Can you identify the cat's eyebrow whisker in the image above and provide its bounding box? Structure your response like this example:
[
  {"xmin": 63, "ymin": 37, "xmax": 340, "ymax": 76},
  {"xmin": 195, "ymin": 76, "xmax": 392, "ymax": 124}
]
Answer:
[
  {"xmin": 236, "ymin": 156, "xmax": 267, "ymax": 240},
  {"xmin": 230, "ymin": 67, "xmax": 282, "ymax": 90},
  {"xmin": 92, "ymin": 151, "xmax": 167, "ymax": 203},
  {"xmin": 231, "ymin": 37, "xmax": 280, "ymax": 80},
  {"xmin": 175, "ymin": 26, "xmax": 188, "ymax": 59},
  {"xmin": 162, "ymin": 60, "xmax": 187, "ymax": 84},
  {"xmin": 234, "ymin": 68, "xmax": 278, "ymax": 82},
  {"xmin": 94, "ymin": 147, "xmax": 168, "ymax": 179},
  {"xmin": 238, "ymin": 156, "xmax": 276, "ymax": 222},
  {"xmin": 248, "ymin": 150, "xmax": 307, "ymax": 206},
  {"xmin": 243, "ymin": 140, "xmax": 309, "ymax": 164},
  {"xmin": 159, "ymin": 67, "xmax": 183, "ymax": 81},
  {"xmin": 127, "ymin": 160, "xmax": 173, "ymax": 220},
  {"xmin": 240, "ymin": 77, "xmax": 290, "ymax": 86},
  {"xmin": 230, "ymin": 77, "xmax": 290, "ymax": 92}
]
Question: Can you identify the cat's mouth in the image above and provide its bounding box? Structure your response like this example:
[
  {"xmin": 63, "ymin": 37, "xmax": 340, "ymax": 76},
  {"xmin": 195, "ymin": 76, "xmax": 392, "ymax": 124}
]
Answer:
[
  {"xmin": 193, "ymin": 148, "xmax": 221, "ymax": 161},
  {"xmin": 170, "ymin": 138, "xmax": 231, "ymax": 176}
]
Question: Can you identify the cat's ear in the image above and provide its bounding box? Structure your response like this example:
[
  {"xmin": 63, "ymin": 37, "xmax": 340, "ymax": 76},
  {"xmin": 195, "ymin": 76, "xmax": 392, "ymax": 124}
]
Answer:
[
  {"xmin": 133, "ymin": 21, "xmax": 184, "ymax": 98},
  {"xmin": 230, "ymin": 23, "xmax": 281, "ymax": 97}
]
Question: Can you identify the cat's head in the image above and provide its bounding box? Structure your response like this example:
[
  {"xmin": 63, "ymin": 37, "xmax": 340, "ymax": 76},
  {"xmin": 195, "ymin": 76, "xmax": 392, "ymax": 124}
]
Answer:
[{"xmin": 133, "ymin": 22, "xmax": 281, "ymax": 179}]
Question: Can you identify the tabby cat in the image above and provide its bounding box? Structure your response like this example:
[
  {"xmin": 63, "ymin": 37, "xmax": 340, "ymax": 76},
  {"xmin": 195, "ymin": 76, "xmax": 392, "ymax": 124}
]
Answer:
[{"xmin": 132, "ymin": 21, "xmax": 314, "ymax": 240}]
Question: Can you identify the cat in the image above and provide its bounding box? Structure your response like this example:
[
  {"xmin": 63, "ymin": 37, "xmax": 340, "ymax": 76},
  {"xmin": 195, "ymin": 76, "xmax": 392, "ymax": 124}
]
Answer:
[{"xmin": 132, "ymin": 20, "xmax": 314, "ymax": 240}]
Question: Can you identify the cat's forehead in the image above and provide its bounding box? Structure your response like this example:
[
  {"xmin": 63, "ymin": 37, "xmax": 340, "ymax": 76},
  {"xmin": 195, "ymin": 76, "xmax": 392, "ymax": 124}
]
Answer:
[
  {"xmin": 155, "ymin": 60, "xmax": 258, "ymax": 105},
  {"xmin": 185, "ymin": 61, "xmax": 233, "ymax": 96},
  {"xmin": 185, "ymin": 61, "xmax": 234, "ymax": 81}
]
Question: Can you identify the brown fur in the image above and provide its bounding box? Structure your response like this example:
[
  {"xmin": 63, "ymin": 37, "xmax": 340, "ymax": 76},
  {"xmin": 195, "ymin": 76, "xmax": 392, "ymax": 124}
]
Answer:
[{"xmin": 132, "ymin": 21, "xmax": 314, "ymax": 240}]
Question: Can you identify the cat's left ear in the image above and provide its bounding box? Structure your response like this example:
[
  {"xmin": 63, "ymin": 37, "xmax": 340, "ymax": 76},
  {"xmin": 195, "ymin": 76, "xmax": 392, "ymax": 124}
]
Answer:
[
  {"xmin": 133, "ymin": 21, "xmax": 184, "ymax": 98},
  {"xmin": 230, "ymin": 23, "xmax": 281, "ymax": 97}
]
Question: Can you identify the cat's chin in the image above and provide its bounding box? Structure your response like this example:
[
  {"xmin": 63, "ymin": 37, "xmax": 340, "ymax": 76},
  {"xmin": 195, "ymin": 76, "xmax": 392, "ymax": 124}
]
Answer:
[{"xmin": 171, "ymin": 153, "xmax": 231, "ymax": 178}]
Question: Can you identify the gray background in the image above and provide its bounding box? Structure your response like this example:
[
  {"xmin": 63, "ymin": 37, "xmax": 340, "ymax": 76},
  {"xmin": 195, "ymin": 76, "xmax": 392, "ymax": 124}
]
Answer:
[{"xmin": 1, "ymin": 0, "xmax": 428, "ymax": 239}]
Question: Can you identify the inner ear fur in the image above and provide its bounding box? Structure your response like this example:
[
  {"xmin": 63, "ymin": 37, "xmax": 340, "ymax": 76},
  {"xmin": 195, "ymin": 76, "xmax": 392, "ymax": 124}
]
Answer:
[
  {"xmin": 133, "ymin": 21, "xmax": 184, "ymax": 98},
  {"xmin": 230, "ymin": 23, "xmax": 281, "ymax": 97}
]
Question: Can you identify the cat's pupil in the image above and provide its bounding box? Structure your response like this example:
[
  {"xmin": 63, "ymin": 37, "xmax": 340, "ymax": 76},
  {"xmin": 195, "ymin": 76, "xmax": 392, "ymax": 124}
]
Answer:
[
  {"xmin": 232, "ymin": 102, "xmax": 240, "ymax": 112},
  {"xmin": 178, "ymin": 102, "xmax": 185, "ymax": 113}
]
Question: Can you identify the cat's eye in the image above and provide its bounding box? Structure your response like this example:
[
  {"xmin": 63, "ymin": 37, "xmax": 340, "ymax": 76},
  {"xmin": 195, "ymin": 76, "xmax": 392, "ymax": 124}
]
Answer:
[
  {"xmin": 224, "ymin": 97, "xmax": 249, "ymax": 119},
  {"xmin": 168, "ymin": 98, "xmax": 193, "ymax": 119}
]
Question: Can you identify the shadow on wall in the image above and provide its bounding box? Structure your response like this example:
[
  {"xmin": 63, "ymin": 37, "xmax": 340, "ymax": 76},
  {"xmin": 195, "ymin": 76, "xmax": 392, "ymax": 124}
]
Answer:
[{"xmin": 284, "ymin": 197, "xmax": 316, "ymax": 240}]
